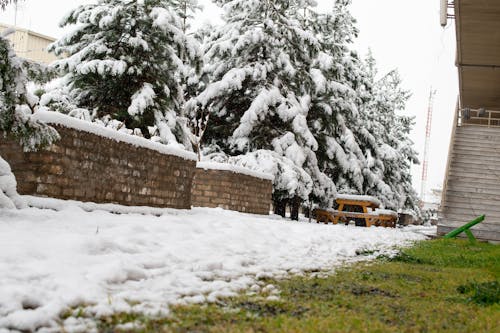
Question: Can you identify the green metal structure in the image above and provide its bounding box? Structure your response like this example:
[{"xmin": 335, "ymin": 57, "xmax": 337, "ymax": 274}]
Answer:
[{"xmin": 443, "ymin": 215, "xmax": 485, "ymax": 243}]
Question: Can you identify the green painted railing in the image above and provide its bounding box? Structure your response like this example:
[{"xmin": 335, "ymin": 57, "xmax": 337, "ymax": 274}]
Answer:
[{"xmin": 443, "ymin": 215, "xmax": 485, "ymax": 243}]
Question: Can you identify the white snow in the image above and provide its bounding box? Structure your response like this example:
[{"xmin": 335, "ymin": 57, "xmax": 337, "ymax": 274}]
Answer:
[
  {"xmin": 0, "ymin": 197, "xmax": 428, "ymax": 332},
  {"xmin": 374, "ymin": 209, "xmax": 398, "ymax": 217},
  {"xmin": 127, "ymin": 83, "xmax": 156, "ymax": 116},
  {"xmin": 197, "ymin": 161, "xmax": 274, "ymax": 181},
  {"xmin": 76, "ymin": 59, "xmax": 127, "ymax": 76},
  {"xmin": 404, "ymin": 224, "xmax": 438, "ymax": 237},
  {"xmin": 0, "ymin": 157, "xmax": 26, "ymax": 209},
  {"xmin": 32, "ymin": 111, "xmax": 196, "ymax": 161},
  {"xmin": 23, "ymin": 196, "xmax": 179, "ymax": 217},
  {"xmin": 336, "ymin": 194, "xmax": 382, "ymax": 207}
]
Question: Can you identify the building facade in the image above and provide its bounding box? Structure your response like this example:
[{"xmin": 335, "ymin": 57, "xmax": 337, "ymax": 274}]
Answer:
[
  {"xmin": 439, "ymin": 0, "xmax": 500, "ymax": 242},
  {"xmin": 0, "ymin": 23, "xmax": 57, "ymax": 64}
]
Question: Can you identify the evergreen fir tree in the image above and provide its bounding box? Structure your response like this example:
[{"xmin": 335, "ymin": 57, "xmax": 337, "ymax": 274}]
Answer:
[
  {"xmin": 347, "ymin": 52, "xmax": 395, "ymax": 207},
  {"xmin": 307, "ymin": 0, "xmax": 369, "ymax": 205},
  {"xmin": 360, "ymin": 64, "xmax": 420, "ymax": 213},
  {"xmin": 186, "ymin": 0, "xmax": 334, "ymax": 211},
  {"xmin": 50, "ymin": 0, "xmax": 202, "ymax": 148},
  {"xmin": 307, "ymin": 1, "xmax": 418, "ymax": 213}
]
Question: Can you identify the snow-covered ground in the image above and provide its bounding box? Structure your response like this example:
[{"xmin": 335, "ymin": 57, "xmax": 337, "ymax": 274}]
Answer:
[{"xmin": 0, "ymin": 197, "xmax": 434, "ymax": 332}]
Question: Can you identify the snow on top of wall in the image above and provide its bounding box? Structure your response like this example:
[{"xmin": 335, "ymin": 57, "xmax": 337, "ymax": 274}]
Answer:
[
  {"xmin": 336, "ymin": 193, "xmax": 382, "ymax": 207},
  {"xmin": 32, "ymin": 111, "xmax": 197, "ymax": 161},
  {"xmin": 23, "ymin": 195, "xmax": 187, "ymax": 216},
  {"xmin": 197, "ymin": 161, "xmax": 274, "ymax": 181}
]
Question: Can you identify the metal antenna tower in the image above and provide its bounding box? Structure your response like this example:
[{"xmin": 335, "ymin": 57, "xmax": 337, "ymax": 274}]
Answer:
[
  {"xmin": 421, "ymin": 89, "xmax": 437, "ymax": 202},
  {"xmin": 13, "ymin": 0, "xmax": 18, "ymax": 27}
]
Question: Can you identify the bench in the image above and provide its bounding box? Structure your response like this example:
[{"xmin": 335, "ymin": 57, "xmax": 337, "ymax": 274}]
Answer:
[
  {"xmin": 372, "ymin": 209, "xmax": 398, "ymax": 228},
  {"xmin": 315, "ymin": 209, "xmax": 377, "ymax": 226},
  {"xmin": 374, "ymin": 213, "xmax": 397, "ymax": 228},
  {"xmin": 315, "ymin": 208, "xmax": 397, "ymax": 228},
  {"xmin": 333, "ymin": 195, "xmax": 380, "ymax": 227}
]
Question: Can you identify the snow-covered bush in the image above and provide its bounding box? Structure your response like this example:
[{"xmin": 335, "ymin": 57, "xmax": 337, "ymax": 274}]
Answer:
[
  {"xmin": 0, "ymin": 30, "xmax": 59, "ymax": 150},
  {"xmin": 50, "ymin": 0, "xmax": 202, "ymax": 148},
  {"xmin": 0, "ymin": 30, "xmax": 59, "ymax": 208},
  {"xmin": 37, "ymin": 77, "xmax": 85, "ymax": 116}
]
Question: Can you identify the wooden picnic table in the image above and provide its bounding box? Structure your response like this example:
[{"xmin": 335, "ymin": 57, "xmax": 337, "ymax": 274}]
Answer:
[
  {"xmin": 333, "ymin": 197, "xmax": 379, "ymax": 227},
  {"xmin": 314, "ymin": 195, "xmax": 397, "ymax": 228}
]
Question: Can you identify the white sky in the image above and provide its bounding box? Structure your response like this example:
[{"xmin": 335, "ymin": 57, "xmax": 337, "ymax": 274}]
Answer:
[{"xmin": 0, "ymin": 0, "xmax": 457, "ymax": 201}]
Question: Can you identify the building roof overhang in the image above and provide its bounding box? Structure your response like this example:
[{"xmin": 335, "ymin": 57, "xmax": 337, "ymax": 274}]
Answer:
[{"xmin": 455, "ymin": 0, "xmax": 500, "ymax": 110}]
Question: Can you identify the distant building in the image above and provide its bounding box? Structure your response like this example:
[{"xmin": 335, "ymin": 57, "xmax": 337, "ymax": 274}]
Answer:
[{"xmin": 0, "ymin": 23, "xmax": 58, "ymax": 64}]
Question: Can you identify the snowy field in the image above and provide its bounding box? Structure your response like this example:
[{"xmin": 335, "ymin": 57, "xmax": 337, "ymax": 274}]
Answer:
[{"xmin": 0, "ymin": 198, "xmax": 434, "ymax": 332}]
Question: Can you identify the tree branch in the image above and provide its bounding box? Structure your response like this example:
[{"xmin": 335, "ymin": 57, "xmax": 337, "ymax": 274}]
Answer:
[{"xmin": 0, "ymin": 0, "xmax": 20, "ymax": 10}]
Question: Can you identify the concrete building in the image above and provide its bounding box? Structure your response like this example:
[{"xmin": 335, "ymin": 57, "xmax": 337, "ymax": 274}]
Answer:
[
  {"xmin": 0, "ymin": 23, "xmax": 57, "ymax": 64},
  {"xmin": 439, "ymin": 0, "xmax": 500, "ymax": 242}
]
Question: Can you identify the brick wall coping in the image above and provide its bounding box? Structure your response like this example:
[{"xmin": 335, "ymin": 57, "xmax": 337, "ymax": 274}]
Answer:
[
  {"xmin": 33, "ymin": 110, "xmax": 197, "ymax": 161},
  {"xmin": 197, "ymin": 161, "xmax": 274, "ymax": 181}
]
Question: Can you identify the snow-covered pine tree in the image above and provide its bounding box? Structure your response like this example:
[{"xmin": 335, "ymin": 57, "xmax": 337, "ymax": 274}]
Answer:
[
  {"xmin": 50, "ymin": 0, "xmax": 202, "ymax": 148},
  {"xmin": 307, "ymin": 1, "xmax": 417, "ymax": 214},
  {"xmin": 361, "ymin": 64, "xmax": 420, "ymax": 213},
  {"xmin": 186, "ymin": 0, "xmax": 334, "ymax": 213},
  {"xmin": 0, "ymin": 30, "xmax": 59, "ymax": 209},
  {"xmin": 331, "ymin": 50, "xmax": 396, "ymax": 209},
  {"xmin": 168, "ymin": 0, "xmax": 207, "ymax": 155},
  {"xmin": 391, "ymin": 113, "xmax": 420, "ymax": 214},
  {"xmin": 306, "ymin": 0, "xmax": 374, "ymax": 206}
]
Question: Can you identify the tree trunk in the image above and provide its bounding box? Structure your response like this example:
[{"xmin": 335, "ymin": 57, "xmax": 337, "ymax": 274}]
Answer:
[
  {"xmin": 290, "ymin": 196, "xmax": 301, "ymax": 221},
  {"xmin": 273, "ymin": 198, "xmax": 286, "ymax": 218}
]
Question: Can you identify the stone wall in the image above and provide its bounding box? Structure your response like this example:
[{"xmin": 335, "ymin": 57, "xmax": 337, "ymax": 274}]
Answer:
[
  {"xmin": 1, "ymin": 115, "xmax": 273, "ymax": 214},
  {"xmin": 192, "ymin": 167, "xmax": 272, "ymax": 215},
  {"xmin": 0, "ymin": 126, "xmax": 196, "ymax": 209}
]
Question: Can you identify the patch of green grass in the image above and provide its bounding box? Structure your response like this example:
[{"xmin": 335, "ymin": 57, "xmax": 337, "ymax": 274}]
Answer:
[
  {"xmin": 390, "ymin": 239, "xmax": 500, "ymax": 276},
  {"xmin": 457, "ymin": 281, "xmax": 500, "ymax": 305},
  {"xmin": 78, "ymin": 239, "xmax": 500, "ymax": 332}
]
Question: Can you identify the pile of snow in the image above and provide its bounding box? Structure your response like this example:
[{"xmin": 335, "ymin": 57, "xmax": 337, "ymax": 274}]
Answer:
[
  {"xmin": 0, "ymin": 197, "xmax": 429, "ymax": 332},
  {"xmin": 32, "ymin": 111, "xmax": 197, "ymax": 161},
  {"xmin": 197, "ymin": 161, "xmax": 274, "ymax": 181},
  {"xmin": 0, "ymin": 156, "xmax": 25, "ymax": 209}
]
